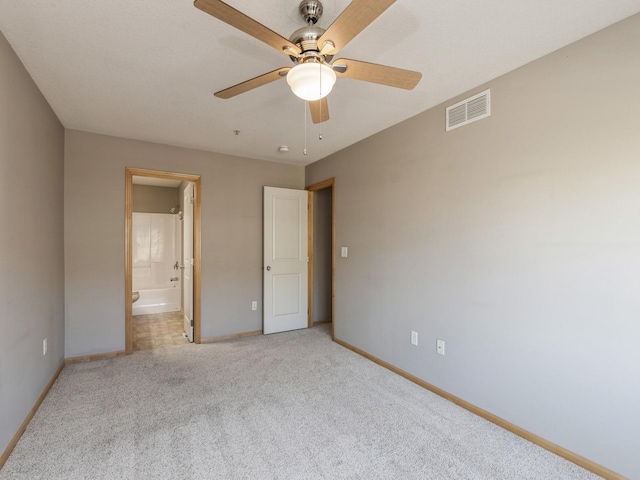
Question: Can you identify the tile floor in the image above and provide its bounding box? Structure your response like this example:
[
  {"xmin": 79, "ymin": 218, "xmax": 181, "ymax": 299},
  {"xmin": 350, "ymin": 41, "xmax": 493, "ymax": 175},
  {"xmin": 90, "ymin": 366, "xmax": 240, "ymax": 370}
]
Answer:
[{"xmin": 132, "ymin": 311, "xmax": 190, "ymax": 351}]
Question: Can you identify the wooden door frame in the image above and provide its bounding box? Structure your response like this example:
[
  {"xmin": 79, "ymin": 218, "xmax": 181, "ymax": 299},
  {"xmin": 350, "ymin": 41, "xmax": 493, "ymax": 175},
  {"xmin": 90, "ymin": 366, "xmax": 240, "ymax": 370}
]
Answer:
[
  {"xmin": 306, "ymin": 178, "xmax": 335, "ymax": 340},
  {"xmin": 125, "ymin": 167, "xmax": 202, "ymax": 354}
]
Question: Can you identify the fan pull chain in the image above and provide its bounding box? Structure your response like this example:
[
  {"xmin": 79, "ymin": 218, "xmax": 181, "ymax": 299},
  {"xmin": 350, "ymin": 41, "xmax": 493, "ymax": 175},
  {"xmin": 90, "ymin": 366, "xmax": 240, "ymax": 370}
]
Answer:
[
  {"xmin": 303, "ymin": 99, "xmax": 308, "ymax": 155},
  {"xmin": 318, "ymin": 96, "xmax": 323, "ymax": 141},
  {"xmin": 318, "ymin": 62, "xmax": 323, "ymax": 141}
]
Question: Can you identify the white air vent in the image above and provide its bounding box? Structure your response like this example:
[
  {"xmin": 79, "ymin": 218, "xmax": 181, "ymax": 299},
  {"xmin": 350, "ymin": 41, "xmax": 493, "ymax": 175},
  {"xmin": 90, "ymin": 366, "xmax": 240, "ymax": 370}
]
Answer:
[{"xmin": 446, "ymin": 89, "xmax": 491, "ymax": 131}]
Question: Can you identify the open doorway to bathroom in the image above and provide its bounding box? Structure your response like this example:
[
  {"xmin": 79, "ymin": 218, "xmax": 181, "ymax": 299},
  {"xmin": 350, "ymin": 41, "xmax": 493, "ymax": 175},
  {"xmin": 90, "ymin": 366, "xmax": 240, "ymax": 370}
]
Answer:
[
  {"xmin": 125, "ymin": 168, "xmax": 201, "ymax": 354},
  {"xmin": 307, "ymin": 178, "xmax": 335, "ymax": 339}
]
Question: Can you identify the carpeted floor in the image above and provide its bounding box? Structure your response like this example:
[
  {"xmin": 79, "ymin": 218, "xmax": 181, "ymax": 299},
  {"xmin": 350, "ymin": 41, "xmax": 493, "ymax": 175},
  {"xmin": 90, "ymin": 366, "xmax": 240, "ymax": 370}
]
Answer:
[{"xmin": 0, "ymin": 325, "xmax": 601, "ymax": 479}]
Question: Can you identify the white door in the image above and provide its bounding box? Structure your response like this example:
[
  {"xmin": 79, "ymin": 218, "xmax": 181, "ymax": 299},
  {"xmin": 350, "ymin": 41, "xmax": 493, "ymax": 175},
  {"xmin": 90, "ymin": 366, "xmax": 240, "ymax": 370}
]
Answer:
[
  {"xmin": 183, "ymin": 183, "xmax": 194, "ymax": 342},
  {"xmin": 263, "ymin": 186, "xmax": 308, "ymax": 334}
]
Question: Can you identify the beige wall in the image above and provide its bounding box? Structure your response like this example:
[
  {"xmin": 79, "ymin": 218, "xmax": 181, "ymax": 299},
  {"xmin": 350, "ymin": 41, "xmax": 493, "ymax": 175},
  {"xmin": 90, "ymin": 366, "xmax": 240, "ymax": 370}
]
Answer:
[
  {"xmin": 0, "ymin": 33, "xmax": 65, "ymax": 457},
  {"xmin": 65, "ymin": 131, "xmax": 304, "ymax": 356},
  {"xmin": 306, "ymin": 13, "xmax": 640, "ymax": 479},
  {"xmin": 133, "ymin": 185, "xmax": 179, "ymax": 213}
]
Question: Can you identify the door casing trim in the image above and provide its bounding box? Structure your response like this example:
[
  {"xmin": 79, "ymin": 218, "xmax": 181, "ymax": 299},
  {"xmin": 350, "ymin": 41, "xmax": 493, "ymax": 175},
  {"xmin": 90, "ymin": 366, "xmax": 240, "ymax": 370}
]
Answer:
[
  {"xmin": 306, "ymin": 178, "xmax": 335, "ymax": 340},
  {"xmin": 125, "ymin": 167, "xmax": 202, "ymax": 353}
]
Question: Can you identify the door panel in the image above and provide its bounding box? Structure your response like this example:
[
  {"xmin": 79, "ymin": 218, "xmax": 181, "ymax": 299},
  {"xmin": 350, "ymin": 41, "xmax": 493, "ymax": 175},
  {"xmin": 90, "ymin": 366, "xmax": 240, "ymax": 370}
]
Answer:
[
  {"xmin": 183, "ymin": 183, "xmax": 194, "ymax": 342},
  {"xmin": 264, "ymin": 187, "xmax": 308, "ymax": 335},
  {"xmin": 273, "ymin": 273, "xmax": 302, "ymax": 316},
  {"xmin": 273, "ymin": 197, "xmax": 302, "ymax": 260}
]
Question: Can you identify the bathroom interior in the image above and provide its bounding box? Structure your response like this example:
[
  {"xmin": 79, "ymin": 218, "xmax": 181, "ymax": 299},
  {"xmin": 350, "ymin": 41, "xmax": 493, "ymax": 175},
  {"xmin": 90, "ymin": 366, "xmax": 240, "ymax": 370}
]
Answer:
[{"xmin": 131, "ymin": 176, "xmax": 194, "ymax": 351}]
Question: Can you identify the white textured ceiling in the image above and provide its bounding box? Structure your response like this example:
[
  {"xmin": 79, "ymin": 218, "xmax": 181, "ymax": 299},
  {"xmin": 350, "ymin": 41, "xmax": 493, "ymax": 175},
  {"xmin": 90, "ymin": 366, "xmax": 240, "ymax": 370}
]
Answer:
[{"xmin": 1, "ymin": 1, "xmax": 640, "ymax": 165}]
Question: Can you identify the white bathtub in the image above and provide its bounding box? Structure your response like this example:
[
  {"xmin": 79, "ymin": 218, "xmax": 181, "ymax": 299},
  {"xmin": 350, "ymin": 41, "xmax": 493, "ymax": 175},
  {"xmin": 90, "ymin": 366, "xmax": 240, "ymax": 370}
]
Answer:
[{"xmin": 132, "ymin": 285, "xmax": 181, "ymax": 316}]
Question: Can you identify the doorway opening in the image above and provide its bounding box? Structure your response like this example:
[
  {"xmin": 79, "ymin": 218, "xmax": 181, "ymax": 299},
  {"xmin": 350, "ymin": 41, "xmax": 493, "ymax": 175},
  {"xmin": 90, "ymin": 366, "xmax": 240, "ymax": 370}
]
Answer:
[
  {"xmin": 125, "ymin": 167, "xmax": 202, "ymax": 354},
  {"xmin": 307, "ymin": 178, "xmax": 335, "ymax": 339}
]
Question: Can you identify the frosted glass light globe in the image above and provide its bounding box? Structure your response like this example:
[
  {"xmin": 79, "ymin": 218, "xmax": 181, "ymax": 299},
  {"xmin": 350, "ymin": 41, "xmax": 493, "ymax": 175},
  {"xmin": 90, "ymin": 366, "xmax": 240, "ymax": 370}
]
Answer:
[{"xmin": 287, "ymin": 63, "xmax": 336, "ymax": 101}]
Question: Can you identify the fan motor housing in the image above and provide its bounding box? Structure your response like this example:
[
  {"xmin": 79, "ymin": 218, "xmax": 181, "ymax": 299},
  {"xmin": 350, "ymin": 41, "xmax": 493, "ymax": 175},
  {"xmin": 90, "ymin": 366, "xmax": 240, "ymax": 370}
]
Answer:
[
  {"xmin": 288, "ymin": 25, "xmax": 334, "ymax": 64},
  {"xmin": 289, "ymin": 26, "xmax": 324, "ymax": 53}
]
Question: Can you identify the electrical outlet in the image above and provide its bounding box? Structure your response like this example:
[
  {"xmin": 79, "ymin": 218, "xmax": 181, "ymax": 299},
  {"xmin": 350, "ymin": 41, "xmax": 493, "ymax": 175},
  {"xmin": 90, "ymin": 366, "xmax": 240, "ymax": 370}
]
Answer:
[
  {"xmin": 43, "ymin": 338, "xmax": 47, "ymax": 356},
  {"xmin": 411, "ymin": 331, "xmax": 418, "ymax": 346},
  {"xmin": 251, "ymin": 301, "xmax": 257, "ymax": 311},
  {"xmin": 437, "ymin": 339, "xmax": 445, "ymax": 356}
]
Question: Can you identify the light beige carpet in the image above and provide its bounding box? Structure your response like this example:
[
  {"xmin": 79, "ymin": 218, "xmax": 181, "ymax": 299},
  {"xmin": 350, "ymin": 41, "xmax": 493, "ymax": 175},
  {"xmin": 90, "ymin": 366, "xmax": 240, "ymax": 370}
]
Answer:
[{"xmin": 0, "ymin": 325, "xmax": 601, "ymax": 479}]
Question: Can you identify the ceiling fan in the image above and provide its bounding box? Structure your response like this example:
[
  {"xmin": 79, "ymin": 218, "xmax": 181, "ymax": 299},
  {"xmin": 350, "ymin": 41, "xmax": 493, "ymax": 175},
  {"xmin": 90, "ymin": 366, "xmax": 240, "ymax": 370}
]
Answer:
[{"xmin": 194, "ymin": 0, "xmax": 422, "ymax": 124}]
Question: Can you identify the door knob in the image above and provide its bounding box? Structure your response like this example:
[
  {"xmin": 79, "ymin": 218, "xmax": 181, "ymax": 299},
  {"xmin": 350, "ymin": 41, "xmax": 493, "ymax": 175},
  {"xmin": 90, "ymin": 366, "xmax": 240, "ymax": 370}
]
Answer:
[{"xmin": 266, "ymin": 266, "xmax": 271, "ymax": 271}]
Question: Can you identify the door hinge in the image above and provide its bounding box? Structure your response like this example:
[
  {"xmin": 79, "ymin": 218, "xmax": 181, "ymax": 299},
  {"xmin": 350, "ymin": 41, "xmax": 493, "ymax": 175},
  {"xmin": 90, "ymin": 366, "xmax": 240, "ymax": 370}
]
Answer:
[
  {"xmin": 190, "ymin": 319, "xmax": 194, "ymax": 327},
  {"xmin": 190, "ymin": 196, "xmax": 194, "ymax": 204}
]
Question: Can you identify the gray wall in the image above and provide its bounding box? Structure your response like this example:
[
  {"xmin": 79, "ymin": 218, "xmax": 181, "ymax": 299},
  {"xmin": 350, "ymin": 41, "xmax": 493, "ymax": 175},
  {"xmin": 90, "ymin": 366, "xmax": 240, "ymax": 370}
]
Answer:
[
  {"xmin": 132, "ymin": 185, "xmax": 179, "ymax": 213},
  {"xmin": 306, "ymin": 14, "xmax": 640, "ymax": 479},
  {"xmin": 64, "ymin": 130, "xmax": 304, "ymax": 357},
  {"xmin": 0, "ymin": 33, "xmax": 65, "ymax": 457},
  {"xmin": 313, "ymin": 188, "xmax": 332, "ymax": 323}
]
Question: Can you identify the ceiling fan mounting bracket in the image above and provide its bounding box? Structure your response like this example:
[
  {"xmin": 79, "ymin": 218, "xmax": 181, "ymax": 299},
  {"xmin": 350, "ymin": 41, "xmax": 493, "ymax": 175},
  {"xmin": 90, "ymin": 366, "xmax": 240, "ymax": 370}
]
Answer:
[{"xmin": 298, "ymin": 0, "xmax": 324, "ymax": 25}]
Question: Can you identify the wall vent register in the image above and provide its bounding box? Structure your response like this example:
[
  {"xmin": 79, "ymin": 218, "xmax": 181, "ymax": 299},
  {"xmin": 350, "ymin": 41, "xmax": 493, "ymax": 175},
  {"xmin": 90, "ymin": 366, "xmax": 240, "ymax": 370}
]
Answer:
[{"xmin": 446, "ymin": 89, "xmax": 491, "ymax": 131}]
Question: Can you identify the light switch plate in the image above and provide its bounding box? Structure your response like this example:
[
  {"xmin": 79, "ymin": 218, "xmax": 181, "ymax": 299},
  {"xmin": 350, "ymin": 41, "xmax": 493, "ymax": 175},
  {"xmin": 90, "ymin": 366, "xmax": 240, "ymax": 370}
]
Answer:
[{"xmin": 341, "ymin": 246, "xmax": 348, "ymax": 258}]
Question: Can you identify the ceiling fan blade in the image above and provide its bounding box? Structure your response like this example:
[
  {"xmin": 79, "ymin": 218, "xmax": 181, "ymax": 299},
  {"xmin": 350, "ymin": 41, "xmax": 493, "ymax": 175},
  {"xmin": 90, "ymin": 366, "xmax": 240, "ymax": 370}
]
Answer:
[
  {"xmin": 214, "ymin": 67, "xmax": 290, "ymax": 99},
  {"xmin": 194, "ymin": 0, "xmax": 301, "ymax": 56},
  {"xmin": 333, "ymin": 58, "xmax": 421, "ymax": 90},
  {"xmin": 317, "ymin": 0, "xmax": 396, "ymax": 55},
  {"xmin": 309, "ymin": 97, "xmax": 330, "ymax": 124}
]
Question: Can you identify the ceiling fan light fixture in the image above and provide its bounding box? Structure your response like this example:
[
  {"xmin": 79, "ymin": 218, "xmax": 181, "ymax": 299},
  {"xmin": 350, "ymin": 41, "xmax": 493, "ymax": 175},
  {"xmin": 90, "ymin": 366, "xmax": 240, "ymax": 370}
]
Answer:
[{"xmin": 286, "ymin": 62, "xmax": 336, "ymax": 101}]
